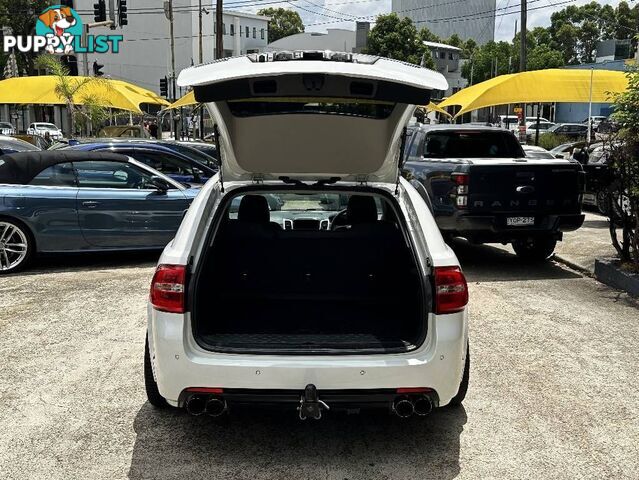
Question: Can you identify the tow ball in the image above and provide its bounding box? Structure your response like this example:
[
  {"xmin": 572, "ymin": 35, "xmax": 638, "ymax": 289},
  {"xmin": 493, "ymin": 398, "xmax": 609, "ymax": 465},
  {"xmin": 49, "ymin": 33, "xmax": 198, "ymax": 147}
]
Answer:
[{"xmin": 298, "ymin": 384, "xmax": 330, "ymax": 420}]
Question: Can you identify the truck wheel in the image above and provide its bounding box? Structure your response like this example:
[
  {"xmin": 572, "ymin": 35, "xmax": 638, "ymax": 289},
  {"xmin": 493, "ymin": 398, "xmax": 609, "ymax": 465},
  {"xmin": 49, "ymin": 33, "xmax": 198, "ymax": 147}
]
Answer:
[
  {"xmin": 145, "ymin": 334, "xmax": 168, "ymax": 408},
  {"xmin": 596, "ymin": 190, "xmax": 610, "ymax": 216},
  {"xmin": 512, "ymin": 237, "xmax": 557, "ymax": 261},
  {"xmin": 449, "ymin": 343, "xmax": 469, "ymax": 407}
]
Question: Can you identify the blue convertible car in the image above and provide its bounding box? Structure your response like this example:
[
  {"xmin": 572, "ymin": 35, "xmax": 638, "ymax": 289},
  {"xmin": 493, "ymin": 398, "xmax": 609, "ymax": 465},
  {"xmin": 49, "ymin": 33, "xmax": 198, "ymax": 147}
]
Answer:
[{"xmin": 0, "ymin": 151, "xmax": 200, "ymax": 273}]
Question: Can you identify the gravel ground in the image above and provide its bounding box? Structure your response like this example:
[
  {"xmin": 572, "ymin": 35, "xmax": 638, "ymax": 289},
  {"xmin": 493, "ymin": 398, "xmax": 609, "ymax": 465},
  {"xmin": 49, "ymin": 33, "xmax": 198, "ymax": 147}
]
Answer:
[{"xmin": 0, "ymin": 245, "xmax": 638, "ymax": 480}]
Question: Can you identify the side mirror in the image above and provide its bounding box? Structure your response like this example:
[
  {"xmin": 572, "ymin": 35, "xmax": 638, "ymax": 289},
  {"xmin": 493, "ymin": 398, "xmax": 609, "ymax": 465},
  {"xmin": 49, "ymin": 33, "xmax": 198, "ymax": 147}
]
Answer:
[{"xmin": 149, "ymin": 175, "xmax": 169, "ymax": 193}]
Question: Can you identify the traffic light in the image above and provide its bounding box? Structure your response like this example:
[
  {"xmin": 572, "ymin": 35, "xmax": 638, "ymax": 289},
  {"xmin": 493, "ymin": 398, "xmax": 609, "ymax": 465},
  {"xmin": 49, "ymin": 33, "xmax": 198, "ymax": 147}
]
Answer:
[
  {"xmin": 118, "ymin": 0, "xmax": 128, "ymax": 27},
  {"xmin": 61, "ymin": 55, "xmax": 79, "ymax": 76},
  {"xmin": 160, "ymin": 77, "xmax": 168, "ymax": 98},
  {"xmin": 93, "ymin": 60, "xmax": 104, "ymax": 77},
  {"xmin": 93, "ymin": 0, "xmax": 106, "ymax": 22}
]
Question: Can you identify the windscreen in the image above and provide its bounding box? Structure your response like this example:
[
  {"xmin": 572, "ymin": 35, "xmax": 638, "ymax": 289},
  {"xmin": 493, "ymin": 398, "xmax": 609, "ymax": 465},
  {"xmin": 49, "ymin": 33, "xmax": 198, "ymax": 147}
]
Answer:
[{"xmin": 422, "ymin": 130, "xmax": 524, "ymax": 158}]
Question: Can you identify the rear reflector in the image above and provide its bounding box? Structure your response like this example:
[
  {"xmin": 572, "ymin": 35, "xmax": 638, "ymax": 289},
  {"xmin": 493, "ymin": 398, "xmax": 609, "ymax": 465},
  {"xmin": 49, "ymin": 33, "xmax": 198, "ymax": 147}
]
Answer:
[
  {"xmin": 150, "ymin": 264, "xmax": 186, "ymax": 313},
  {"xmin": 186, "ymin": 387, "xmax": 224, "ymax": 394},
  {"xmin": 434, "ymin": 266, "xmax": 468, "ymax": 314},
  {"xmin": 397, "ymin": 387, "xmax": 432, "ymax": 394}
]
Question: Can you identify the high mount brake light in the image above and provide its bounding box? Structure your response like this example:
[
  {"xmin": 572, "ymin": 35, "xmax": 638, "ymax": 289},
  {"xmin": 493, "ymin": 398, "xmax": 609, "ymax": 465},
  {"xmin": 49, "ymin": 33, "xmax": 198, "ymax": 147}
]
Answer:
[
  {"xmin": 150, "ymin": 264, "xmax": 186, "ymax": 313},
  {"xmin": 434, "ymin": 266, "xmax": 468, "ymax": 314}
]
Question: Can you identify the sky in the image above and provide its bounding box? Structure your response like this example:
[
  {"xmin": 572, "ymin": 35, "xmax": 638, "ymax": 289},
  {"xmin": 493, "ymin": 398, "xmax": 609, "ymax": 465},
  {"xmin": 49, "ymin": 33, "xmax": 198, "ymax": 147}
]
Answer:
[{"xmin": 236, "ymin": 0, "xmax": 629, "ymax": 41}]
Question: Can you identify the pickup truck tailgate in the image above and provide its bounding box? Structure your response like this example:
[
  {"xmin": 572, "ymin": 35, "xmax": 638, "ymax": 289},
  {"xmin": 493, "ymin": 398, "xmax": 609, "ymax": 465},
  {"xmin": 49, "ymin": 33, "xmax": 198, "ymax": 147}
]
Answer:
[{"xmin": 467, "ymin": 162, "xmax": 583, "ymax": 214}]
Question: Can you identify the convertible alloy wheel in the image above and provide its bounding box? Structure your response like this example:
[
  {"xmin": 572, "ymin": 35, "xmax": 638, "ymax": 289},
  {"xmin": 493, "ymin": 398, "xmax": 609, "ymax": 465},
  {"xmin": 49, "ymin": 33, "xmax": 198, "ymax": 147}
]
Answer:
[{"xmin": 0, "ymin": 221, "xmax": 31, "ymax": 273}]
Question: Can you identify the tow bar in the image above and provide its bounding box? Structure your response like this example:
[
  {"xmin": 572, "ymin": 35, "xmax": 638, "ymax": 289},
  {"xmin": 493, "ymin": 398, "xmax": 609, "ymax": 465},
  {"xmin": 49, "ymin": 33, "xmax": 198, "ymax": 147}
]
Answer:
[{"xmin": 298, "ymin": 384, "xmax": 330, "ymax": 420}]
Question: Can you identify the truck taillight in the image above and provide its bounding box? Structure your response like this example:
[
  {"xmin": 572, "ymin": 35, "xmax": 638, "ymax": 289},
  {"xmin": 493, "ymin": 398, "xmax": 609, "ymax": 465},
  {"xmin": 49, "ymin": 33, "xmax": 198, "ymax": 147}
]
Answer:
[
  {"xmin": 150, "ymin": 264, "xmax": 186, "ymax": 313},
  {"xmin": 451, "ymin": 173, "xmax": 469, "ymax": 209},
  {"xmin": 434, "ymin": 266, "xmax": 468, "ymax": 314}
]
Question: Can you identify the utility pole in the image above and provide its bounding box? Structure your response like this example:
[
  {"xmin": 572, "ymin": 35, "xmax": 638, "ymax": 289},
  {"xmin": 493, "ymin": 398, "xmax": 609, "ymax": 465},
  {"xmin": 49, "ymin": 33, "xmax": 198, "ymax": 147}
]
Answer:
[
  {"xmin": 198, "ymin": 0, "xmax": 204, "ymax": 63},
  {"xmin": 519, "ymin": 0, "xmax": 526, "ymax": 72},
  {"xmin": 164, "ymin": 0, "xmax": 177, "ymax": 139},
  {"xmin": 519, "ymin": 0, "xmax": 527, "ymax": 141},
  {"xmin": 215, "ymin": 0, "xmax": 223, "ymax": 59}
]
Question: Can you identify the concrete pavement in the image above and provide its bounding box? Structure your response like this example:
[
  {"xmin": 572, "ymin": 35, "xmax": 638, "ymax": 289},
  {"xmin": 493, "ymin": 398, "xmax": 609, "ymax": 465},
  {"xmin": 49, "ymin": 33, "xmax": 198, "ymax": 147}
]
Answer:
[{"xmin": 0, "ymin": 243, "xmax": 638, "ymax": 479}]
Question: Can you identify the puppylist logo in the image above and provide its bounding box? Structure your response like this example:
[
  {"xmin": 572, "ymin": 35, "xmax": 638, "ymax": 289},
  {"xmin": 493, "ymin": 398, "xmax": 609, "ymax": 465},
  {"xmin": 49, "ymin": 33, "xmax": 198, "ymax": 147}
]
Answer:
[{"xmin": 3, "ymin": 5, "xmax": 122, "ymax": 55}]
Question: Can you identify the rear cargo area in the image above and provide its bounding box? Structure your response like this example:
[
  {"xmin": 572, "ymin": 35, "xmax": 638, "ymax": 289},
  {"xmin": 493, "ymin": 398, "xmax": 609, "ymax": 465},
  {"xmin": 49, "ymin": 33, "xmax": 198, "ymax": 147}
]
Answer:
[{"xmin": 192, "ymin": 191, "xmax": 428, "ymax": 354}]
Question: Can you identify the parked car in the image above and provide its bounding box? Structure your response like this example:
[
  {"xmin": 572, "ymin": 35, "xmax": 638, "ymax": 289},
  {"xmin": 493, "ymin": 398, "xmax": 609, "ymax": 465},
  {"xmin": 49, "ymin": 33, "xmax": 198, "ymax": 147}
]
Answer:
[
  {"xmin": 12, "ymin": 134, "xmax": 52, "ymax": 150},
  {"xmin": 403, "ymin": 124, "xmax": 585, "ymax": 260},
  {"xmin": 522, "ymin": 145, "xmax": 556, "ymax": 159},
  {"xmin": 26, "ymin": 122, "xmax": 63, "ymax": 140},
  {"xmin": 146, "ymin": 52, "xmax": 469, "ymax": 420},
  {"xmin": 499, "ymin": 115, "xmax": 550, "ymax": 133},
  {"xmin": 96, "ymin": 125, "xmax": 151, "ymax": 139},
  {"xmin": 0, "ymin": 151, "xmax": 199, "ymax": 274},
  {"xmin": 0, "ymin": 135, "xmax": 41, "ymax": 154},
  {"xmin": 525, "ymin": 120, "xmax": 555, "ymax": 141},
  {"xmin": 0, "ymin": 121, "xmax": 16, "ymax": 135},
  {"xmin": 543, "ymin": 123, "xmax": 589, "ymax": 139},
  {"xmin": 67, "ymin": 141, "xmax": 217, "ymax": 186},
  {"xmin": 549, "ymin": 141, "xmax": 587, "ymax": 159},
  {"xmin": 581, "ymin": 115, "xmax": 607, "ymax": 130},
  {"xmin": 581, "ymin": 144, "xmax": 614, "ymax": 214},
  {"xmin": 175, "ymin": 141, "xmax": 217, "ymax": 164}
]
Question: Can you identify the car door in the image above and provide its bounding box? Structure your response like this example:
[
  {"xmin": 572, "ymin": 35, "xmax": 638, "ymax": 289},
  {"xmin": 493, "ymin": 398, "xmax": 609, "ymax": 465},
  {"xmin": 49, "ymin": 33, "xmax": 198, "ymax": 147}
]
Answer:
[
  {"xmin": 15, "ymin": 162, "xmax": 86, "ymax": 252},
  {"xmin": 74, "ymin": 160, "xmax": 192, "ymax": 248}
]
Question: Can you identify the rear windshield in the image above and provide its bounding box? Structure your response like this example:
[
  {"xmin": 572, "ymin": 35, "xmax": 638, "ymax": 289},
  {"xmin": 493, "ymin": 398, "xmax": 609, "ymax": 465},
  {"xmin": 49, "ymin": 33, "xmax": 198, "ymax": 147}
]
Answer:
[{"xmin": 423, "ymin": 130, "xmax": 524, "ymax": 158}]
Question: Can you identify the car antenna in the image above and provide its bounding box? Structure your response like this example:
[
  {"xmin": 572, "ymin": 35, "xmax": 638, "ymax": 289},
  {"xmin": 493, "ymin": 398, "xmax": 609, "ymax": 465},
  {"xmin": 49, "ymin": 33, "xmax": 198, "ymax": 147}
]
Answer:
[{"xmin": 213, "ymin": 124, "xmax": 223, "ymax": 193}]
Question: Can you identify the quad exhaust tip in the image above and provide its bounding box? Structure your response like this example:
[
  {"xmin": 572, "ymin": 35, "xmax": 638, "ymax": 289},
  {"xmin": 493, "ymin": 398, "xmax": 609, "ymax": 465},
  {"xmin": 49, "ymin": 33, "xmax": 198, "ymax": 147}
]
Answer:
[
  {"xmin": 393, "ymin": 397, "xmax": 415, "ymax": 418},
  {"xmin": 185, "ymin": 394, "xmax": 207, "ymax": 416},
  {"xmin": 205, "ymin": 397, "xmax": 227, "ymax": 417},
  {"xmin": 413, "ymin": 395, "xmax": 433, "ymax": 416}
]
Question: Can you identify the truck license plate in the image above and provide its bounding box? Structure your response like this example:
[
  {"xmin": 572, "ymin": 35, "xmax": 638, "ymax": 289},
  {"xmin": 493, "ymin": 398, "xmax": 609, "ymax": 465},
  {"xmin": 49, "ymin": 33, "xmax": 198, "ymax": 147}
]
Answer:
[{"xmin": 507, "ymin": 216, "xmax": 535, "ymax": 226}]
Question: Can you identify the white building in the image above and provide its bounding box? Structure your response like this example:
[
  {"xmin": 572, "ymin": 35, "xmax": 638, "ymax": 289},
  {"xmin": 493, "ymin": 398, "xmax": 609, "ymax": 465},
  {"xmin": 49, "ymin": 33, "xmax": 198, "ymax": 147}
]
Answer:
[
  {"xmin": 73, "ymin": 0, "xmax": 269, "ymax": 95},
  {"xmin": 424, "ymin": 41, "xmax": 467, "ymax": 100}
]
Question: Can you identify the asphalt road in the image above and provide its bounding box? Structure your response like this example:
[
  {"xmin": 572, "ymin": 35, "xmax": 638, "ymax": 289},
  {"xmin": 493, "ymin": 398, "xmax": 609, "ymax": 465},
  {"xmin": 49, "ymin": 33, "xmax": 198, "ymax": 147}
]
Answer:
[{"xmin": 1, "ymin": 244, "xmax": 638, "ymax": 480}]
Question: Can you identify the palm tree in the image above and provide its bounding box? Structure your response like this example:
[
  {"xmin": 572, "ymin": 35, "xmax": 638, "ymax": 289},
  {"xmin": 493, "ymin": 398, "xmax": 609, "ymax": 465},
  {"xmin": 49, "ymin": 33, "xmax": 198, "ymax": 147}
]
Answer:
[{"xmin": 34, "ymin": 54, "xmax": 110, "ymax": 136}]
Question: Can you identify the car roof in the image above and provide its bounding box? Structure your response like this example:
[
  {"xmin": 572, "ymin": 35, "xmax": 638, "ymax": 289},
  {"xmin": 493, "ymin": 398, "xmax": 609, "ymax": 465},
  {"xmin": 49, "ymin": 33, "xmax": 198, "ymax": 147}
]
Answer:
[
  {"xmin": 522, "ymin": 145, "xmax": 549, "ymax": 152},
  {"xmin": 0, "ymin": 151, "xmax": 130, "ymax": 184}
]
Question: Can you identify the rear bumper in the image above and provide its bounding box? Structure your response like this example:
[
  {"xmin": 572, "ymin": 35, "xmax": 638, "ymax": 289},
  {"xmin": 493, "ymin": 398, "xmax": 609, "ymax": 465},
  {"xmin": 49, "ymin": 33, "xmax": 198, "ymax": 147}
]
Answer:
[
  {"xmin": 436, "ymin": 212, "xmax": 585, "ymax": 242},
  {"xmin": 147, "ymin": 306, "xmax": 468, "ymax": 408}
]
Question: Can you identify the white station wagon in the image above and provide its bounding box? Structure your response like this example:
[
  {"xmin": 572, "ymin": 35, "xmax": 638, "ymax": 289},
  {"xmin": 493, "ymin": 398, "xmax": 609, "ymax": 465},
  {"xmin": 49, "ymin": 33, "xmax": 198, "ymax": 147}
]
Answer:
[{"xmin": 146, "ymin": 51, "xmax": 470, "ymax": 420}]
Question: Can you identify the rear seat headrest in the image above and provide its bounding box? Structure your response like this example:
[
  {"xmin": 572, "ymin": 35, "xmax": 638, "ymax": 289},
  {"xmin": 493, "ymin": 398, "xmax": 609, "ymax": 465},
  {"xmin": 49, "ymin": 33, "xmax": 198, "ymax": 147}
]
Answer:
[
  {"xmin": 238, "ymin": 195, "xmax": 270, "ymax": 224},
  {"xmin": 347, "ymin": 195, "xmax": 378, "ymax": 224}
]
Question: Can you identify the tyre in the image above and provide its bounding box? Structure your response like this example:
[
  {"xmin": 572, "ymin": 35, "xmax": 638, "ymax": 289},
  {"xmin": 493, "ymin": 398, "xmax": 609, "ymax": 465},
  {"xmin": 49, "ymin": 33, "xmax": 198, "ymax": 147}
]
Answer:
[
  {"xmin": 449, "ymin": 343, "xmax": 469, "ymax": 407},
  {"xmin": 0, "ymin": 218, "xmax": 34, "ymax": 274},
  {"xmin": 145, "ymin": 334, "xmax": 168, "ymax": 408},
  {"xmin": 596, "ymin": 190, "xmax": 611, "ymax": 216},
  {"xmin": 512, "ymin": 237, "xmax": 557, "ymax": 261}
]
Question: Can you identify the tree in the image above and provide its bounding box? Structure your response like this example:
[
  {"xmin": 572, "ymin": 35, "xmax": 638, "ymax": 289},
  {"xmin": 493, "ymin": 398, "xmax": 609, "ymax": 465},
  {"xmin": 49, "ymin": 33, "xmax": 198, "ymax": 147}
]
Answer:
[
  {"xmin": 0, "ymin": 0, "xmax": 51, "ymax": 76},
  {"xmin": 366, "ymin": 14, "xmax": 426, "ymax": 66},
  {"xmin": 461, "ymin": 41, "xmax": 513, "ymax": 84},
  {"xmin": 257, "ymin": 7, "xmax": 304, "ymax": 43},
  {"xmin": 34, "ymin": 54, "xmax": 110, "ymax": 136},
  {"xmin": 606, "ymin": 66, "xmax": 639, "ymax": 267}
]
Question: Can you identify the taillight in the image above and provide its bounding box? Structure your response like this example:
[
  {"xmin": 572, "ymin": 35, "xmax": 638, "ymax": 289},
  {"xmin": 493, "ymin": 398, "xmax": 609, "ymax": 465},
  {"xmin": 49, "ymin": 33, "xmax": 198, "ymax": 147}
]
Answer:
[
  {"xmin": 150, "ymin": 264, "xmax": 186, "ymax": 313},
  {"xmin": 451, "ymin": 173, "xmax": 469, "ymax": 209},
  {"xmin": 434, "ymin": 266, "xmax": 468, "ymax": 314}
]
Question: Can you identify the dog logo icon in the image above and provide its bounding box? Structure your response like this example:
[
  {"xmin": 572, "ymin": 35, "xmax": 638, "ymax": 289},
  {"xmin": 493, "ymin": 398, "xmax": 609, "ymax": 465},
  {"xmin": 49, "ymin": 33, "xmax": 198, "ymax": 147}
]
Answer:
[{"xmin": 36, "ymin": 5, "xmax": 81, "ymax": 54}]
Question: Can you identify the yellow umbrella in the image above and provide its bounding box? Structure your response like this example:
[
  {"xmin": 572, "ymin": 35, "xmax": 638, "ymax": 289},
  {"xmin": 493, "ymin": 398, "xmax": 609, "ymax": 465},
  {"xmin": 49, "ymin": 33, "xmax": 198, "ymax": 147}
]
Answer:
[
  {"xmin": 424, "ymin": 101, "xmax": 452, "ymax": 117},
  {"xmin": 0, "ymin": 76, "xmax": 169, "ymax": 113},
  {"xmin": 438, "ymin": 69, "xmax": 629, "ymax": 118},
  {"xmin": 168, "ymin": 91, "xmax": 197, "ymax": 110}
]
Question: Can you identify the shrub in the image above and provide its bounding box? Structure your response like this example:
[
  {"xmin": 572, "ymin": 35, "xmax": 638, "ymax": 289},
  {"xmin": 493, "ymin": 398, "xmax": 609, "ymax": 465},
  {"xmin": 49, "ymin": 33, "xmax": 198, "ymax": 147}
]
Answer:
[{"xmin": 537, "ymin": 133, "xmax": 573, "ymax": 150}]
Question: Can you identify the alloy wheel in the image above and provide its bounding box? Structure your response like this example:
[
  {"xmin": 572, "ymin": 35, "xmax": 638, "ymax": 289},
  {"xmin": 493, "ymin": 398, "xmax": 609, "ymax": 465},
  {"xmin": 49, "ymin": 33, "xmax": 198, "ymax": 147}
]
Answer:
[{"xmin": 0, "ymin": 221, "xmax": 29, "ymax": 272}]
